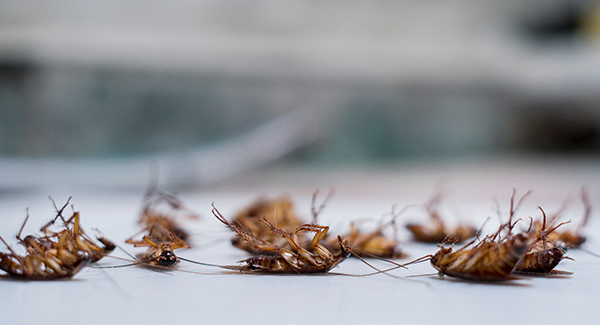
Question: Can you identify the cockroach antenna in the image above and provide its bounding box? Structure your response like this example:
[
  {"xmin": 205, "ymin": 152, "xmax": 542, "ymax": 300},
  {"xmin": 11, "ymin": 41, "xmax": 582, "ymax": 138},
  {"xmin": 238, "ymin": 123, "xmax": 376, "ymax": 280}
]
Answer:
[
  {"xmin": 578, "ymin": 187, "xmax": 592, "ymax": 230},
  {"xmin": 174, "ymin": 257, "xmax": 227, "ymax": 269},
  {"xmin": 311, "ymin": 188, "xmax": 334, "ymax": 223},
  {"xmin": 360, "ymin": 254, "xmax": 434, "ymax": 278},
  {"xmin": 475, "ymin": 217, "xmax": 491, "ymax": 241},
  {"xmin": 40, "ymin": 196, "xmax": 72, "ymax": 232}
]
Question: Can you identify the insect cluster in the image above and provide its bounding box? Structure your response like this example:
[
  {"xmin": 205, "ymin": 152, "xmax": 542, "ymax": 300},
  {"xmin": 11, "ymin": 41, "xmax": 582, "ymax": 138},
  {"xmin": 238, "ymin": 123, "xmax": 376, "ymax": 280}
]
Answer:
[
  {"xmin": 420, "ymin": 189, "xmax": 590, "ymax": 281},
  {"xmin": 0, "ymin": 187, "xmax": 594, "ymax": 284},
  {"xmin": 0, "ymin": 198, "xmax": 114, "ymax": 280}
]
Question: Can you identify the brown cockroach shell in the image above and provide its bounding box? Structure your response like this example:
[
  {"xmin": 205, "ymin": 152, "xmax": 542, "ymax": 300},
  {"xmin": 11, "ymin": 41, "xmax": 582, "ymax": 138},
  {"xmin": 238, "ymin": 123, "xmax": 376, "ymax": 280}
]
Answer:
[
  {"xmin": 513, "ymin": 241, "xmax": 567, "ymax": 274},
  {"xmin": 431, "ymin": 233, "xmax": 534, "ymax": 281}
]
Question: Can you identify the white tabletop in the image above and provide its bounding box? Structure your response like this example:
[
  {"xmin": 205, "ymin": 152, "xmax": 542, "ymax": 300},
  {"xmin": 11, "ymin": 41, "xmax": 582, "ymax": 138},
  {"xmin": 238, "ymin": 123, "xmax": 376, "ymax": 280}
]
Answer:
[{"xmin": 0, "ymin": 156, "xmax": 598, "ymax": 324}]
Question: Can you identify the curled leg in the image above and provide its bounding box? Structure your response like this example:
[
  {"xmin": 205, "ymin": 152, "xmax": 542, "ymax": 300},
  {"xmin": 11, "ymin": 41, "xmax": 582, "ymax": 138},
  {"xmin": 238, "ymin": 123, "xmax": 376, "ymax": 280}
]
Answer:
[{"xmin": 296, "ymin": 224, "xmax": 333, "ymax": 261}]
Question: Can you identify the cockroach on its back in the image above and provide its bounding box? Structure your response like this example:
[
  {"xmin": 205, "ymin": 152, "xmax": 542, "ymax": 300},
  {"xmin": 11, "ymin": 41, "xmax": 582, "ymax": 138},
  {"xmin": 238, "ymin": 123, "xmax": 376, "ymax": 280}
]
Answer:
[
  {"xmin": 513, "ymin": 241, "xmax": 568, "ymax": 275},
  {"xmin": 513, "ymin": 207, "xmax": 572, "ymax": 275},
  {"xmin": 429, "ymin": 233, "xmax": 534, "ymax": 281},
  {"xmin": 126, "ymin": 223, "xmax": 190, "ymax": 268},
  {"xmin": 40, "ymin": 198, "xmax": 115, "ymax": 263},
  {"xmin": 212, "ymin": 204, "xmax": 350, "ymax": 273},
  {"xmin": 340, "ymin": 222, "xmax": 406, "ymax": 259},
  {"xmin": 404, "ymin": 190, "xmax": 538, "ymax": 281},
  {"xmin": 324, "ymin": 205, "xmax": 409, "ymax": 259},
  {"xmin": 543, "ymin": 188, "xmax": 592, "ymax": 249},
  {"xmin": 230, "ymin": 196, "xmax": 305, "ymax": 255},
  {"xmin": 211, "ymin": 203, "xmax": 403, "ymax": 276},
  {"xmin": 0, "ymin": 238, "xmax": 91, "ymax": 280},
  {"xmin": 405, "ymin": 189, "xmax": 476, "ymax": 244},
  {"xmin": 139, "ymin": 188, "xmax": 196, "ymax": 243},
  {"xmin": 0, "ymin": 203, "xmax": 96, "ymax": 280},
  {"xmin": 123, "ymin": 188, "xmax": 196, "ymax": 268}
]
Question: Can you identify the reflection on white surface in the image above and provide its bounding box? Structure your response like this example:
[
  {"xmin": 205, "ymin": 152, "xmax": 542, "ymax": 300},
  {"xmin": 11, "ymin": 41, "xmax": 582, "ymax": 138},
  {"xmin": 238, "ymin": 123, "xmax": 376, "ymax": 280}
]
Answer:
[{"xmin": 0, "ymin": 160, "xmax": 599, "ymax": 325}]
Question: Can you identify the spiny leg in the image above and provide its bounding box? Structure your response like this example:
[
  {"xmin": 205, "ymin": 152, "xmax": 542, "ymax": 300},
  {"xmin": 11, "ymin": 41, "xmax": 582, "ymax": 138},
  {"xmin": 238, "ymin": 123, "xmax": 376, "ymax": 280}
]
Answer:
[
  {"xmin": 296, "ymin": 224, "xmax": 333, "ymax": 260},
  {"xmin": 261, "ymin": 218, "xmax": 300, "ymax": 251}
]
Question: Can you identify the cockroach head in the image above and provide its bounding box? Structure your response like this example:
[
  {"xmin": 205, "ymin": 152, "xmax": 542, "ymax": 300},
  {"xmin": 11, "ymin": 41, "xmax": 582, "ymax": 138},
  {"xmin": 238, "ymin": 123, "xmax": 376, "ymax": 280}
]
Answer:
[
  {"xmin": 157, "ymin": 245, "xmax": 178, "ymax": 266},
  {"xmin": 97, "ymin": 237, "xmax": 116, "ymax": 253},
  {"xmin": 22, "ymin": 235, "xmax": 39, "ymax": 247},
  {"xmin": 430, "ymin": 246, "xmax": 452, "ymax": 266},
  {"xmin": 158, "ymin": 250, "xmax": 177, "ymax": 266},
  {"xmin": 337, "ymin": 235, "xmax": 352, "ymax": 258}
]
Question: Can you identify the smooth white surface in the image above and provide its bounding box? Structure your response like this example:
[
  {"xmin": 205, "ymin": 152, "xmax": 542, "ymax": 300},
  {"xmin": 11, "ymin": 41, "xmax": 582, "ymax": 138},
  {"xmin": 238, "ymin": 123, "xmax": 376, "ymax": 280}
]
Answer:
[{"xmin": 0, "ymin": 160, "xmax": 599, "ymax": 325}]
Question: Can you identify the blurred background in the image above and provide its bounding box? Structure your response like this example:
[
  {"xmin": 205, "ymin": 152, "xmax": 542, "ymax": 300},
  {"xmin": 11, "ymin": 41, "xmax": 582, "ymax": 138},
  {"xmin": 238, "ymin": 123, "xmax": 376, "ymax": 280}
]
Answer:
[{"xmin": 1, "ymin": 0, "xmax": 600, "ymax": 191}]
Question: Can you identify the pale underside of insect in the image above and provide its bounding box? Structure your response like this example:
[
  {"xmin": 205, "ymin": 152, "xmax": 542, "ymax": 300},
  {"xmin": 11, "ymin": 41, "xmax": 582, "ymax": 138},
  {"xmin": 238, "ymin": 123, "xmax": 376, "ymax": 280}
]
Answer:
[
  {"xmin": 429, "ymin": 233, "xmax": 534, "ymax": 281},
  {"xmin": 126, "ymin": 223, "xmax": 190, "ymax": 267},
  {"xmin": 41, "ymin": 208, "xmax": 116, "ymax": 263},
  {"xmin": 230, "ymin": 196, "xmax": 306, "ymax": 255},
  {"xmin": 0, "ymin": 205, "xmax": 94, "ymax": 280},
  {"xmin": 0, "ymin": 248, "xmax": 90, "ymax": 280},
  {"xmin": 212, "ymin": 204, "xmax": 353, "ymax": 274}
]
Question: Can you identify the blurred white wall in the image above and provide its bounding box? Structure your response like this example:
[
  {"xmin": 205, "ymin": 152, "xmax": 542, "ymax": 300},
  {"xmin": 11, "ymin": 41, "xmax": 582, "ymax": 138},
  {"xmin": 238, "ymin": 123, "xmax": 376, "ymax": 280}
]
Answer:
[{"xmin": 1, "ymin": 0, "xmax": 600, "ymax": 187}]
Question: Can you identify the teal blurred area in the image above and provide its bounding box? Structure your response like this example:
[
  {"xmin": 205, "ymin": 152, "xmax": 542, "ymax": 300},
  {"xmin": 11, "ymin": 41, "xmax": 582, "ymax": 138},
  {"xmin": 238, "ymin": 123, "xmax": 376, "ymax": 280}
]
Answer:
[{"xmin": 1, "ymin": 0, "xmax": 600, "ymax": 189}]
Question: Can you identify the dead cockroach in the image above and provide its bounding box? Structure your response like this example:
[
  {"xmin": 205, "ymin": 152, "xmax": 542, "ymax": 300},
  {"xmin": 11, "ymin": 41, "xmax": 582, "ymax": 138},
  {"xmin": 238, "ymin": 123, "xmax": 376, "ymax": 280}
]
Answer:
[
  {"xmin": 406, "ymin": 189, "xmax": 476, "ymax": 244},
  {"xmin": 126, "ymin": 223, "xmax": 190, "ymax": 267},
  {"xmin": 138, "ymin": 188, "xmax": 196, "ymax": 243},
  {"xmin": 0, "ymin": 237, "xmax": 91, "ymax": 280},
  {"xmin": 426, "ymin": 232, "xmax": 534, "ymax": 281},
  {"xmin": 124, "ymin": 188, "xmax": 196, "ymax": 267},
  {"xmin": 213, "ymin": 204, "xmax": 347, "ymax": 273},
  {"xmin": 229, "ymin": 196, "xmax": 306, "ymax": 255},
  {"xmin": 403, "ymin": 191, "xmax": 537, "ymax": 281},
  {"xmin": 513, "ymin": 207, "xmax": 572, "ymax": 275},
  {"xmin": 211, "ymin": 203, "xmax": 402, "ymax": 275},
  {"xmin": 0, "ymin": 209, "xmax": 91, "ymax": 280},
  {"xmin": 39, "ymin": 197, "xmax": 115, "ymax": 263},
  {"xmin": 544, "ymin": 188, "xmax": 592, "ymax": 249},
  {"xmin": 324, "ymin": 206, "xmax": 409, "ymax": 259}
]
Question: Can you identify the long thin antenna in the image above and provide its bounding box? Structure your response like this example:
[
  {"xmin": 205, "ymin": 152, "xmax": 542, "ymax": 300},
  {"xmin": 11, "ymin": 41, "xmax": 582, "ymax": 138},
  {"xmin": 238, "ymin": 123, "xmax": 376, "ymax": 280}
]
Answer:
[{"xmin": 578, "ymin": 187, "xmax": 592, "ymax": 230}]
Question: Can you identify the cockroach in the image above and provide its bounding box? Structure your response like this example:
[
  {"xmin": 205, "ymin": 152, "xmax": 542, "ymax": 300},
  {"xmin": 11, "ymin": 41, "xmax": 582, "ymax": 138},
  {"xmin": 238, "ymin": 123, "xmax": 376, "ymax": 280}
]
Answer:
[
  {"xmin": 40, "ymin": 198, "xmax": 115, "ymax": 262},
  {"xmin": 139, "ymin": 188, "xmax": 195, "ymax": 243},
  {"xmin": 126, "ymin": 223, "xmax": 190, "ymax": 267},
  {"xmin": 402, "ymin": 191, "xmax": 537, "ymax": 281},
  {"xmin": 324, "ymin": 206, "xmax": 409, "ymax": 259},
  {"xmin": 544, "ymin": 188, "xmax": 592, "ymax": 248},
  {"xmin": 0, "ymin": 210, "xmax": 91, "ymax": 280},
  {"xmin": 0, "ymin": 238, "xmax": 91, "ymax": 280},
  {"xmin": 229, "ymin": 196, "xmax": 305, "ymax": 254},
  {"xmin": 212, "ymin": 204, "xmax": 348, "ymax": 273},
  {"xmin": 426, "ymin": 232, "xmax": 534, "ymax": 281},
  {"xmin": 123, "ymin": 188, "xmax": 196, "ymax": 268},
  {"xmin": 406, "ymin": 189, "xmax": 476, "ymax": 244},
  {"xmin": 513, "ymin": 207, "xmax": 572, "ymax": 275},
  {"xmin": 211, "ymin": 203, "xmax": 401, "ymax": 275}
]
